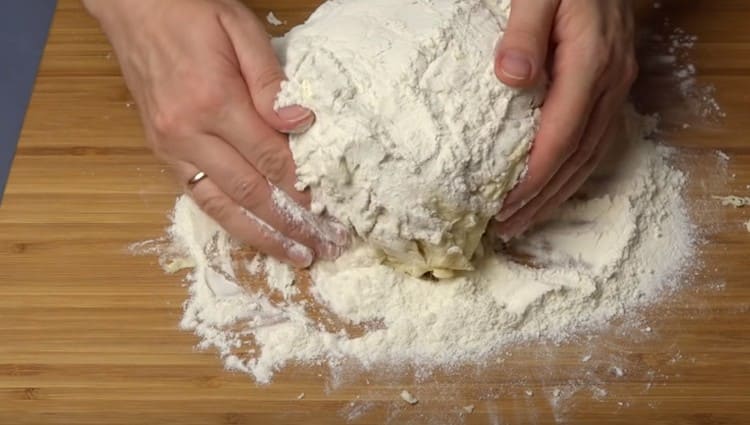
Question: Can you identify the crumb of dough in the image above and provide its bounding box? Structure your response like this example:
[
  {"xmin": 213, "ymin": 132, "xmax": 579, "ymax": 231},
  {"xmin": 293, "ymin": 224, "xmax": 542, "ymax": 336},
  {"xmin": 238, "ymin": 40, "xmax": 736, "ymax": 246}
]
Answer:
[
  {"xmin": 161, "ymin": 257, "xmax": 194, "ymax": 274},
  {"xmin": 296, "ymin": 392, "xmax": 305, "ymax": 400},
  {"xmin": 713, "ymin": 195, "xmax": 750, "ymax": 207},
  {"xmin": 716, "ymin": 150, "xmax": 730, "ymax": 161},
  {"xmin": 462, "ymin": 405, "xmax": 475, "ymax": 414},
  {"xmin": 266, "ymin": 12, "xmax": 283, "ymax": 26},
  {"xmin": 400, "ymin": 390, "xmax": 418, "ymax": 405}
]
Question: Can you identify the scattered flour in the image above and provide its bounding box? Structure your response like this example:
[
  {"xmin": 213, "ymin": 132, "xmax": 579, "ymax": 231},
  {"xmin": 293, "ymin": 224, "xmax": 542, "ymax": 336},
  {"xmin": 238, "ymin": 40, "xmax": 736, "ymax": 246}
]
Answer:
[
  {"xmin": 159, "ymin": 105, "xmax": 694, "ymax": 385},
  {"xmin": 259, "ymin": 255, "xmax": 298, "ymax": 299},
  {"xmin": 140, "ymin": 0, "xmax": 700, "ymax": 418},
  {"xmin": 666, "ymin": 25, "xmax": 725, "ymax": 120}
]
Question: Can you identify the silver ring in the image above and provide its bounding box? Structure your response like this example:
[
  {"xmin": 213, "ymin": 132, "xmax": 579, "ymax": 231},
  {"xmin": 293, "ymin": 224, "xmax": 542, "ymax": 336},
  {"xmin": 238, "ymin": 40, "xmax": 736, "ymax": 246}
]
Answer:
[{"xmin": 187, "ymin": 171, "xmax": 208, "ymax": 187}]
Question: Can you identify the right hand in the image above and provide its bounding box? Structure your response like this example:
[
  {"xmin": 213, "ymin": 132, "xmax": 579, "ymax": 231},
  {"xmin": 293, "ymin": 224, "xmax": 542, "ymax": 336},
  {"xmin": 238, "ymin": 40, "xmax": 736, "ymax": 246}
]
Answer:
[
  {"xmin": 84, "ymin": 0, "xmax": 348, "ymax": 267},
  {"xmin": 493, "ymin": 0, "xmax": 637, "ymax": 239}
]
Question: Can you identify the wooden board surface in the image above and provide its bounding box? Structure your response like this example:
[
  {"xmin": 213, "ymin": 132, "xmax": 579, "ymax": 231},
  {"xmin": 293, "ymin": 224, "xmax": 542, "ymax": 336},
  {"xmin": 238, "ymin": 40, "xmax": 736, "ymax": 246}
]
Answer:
[{"xmin": 1, "ymin": 1, "xmax": 749, "ymax": 424}]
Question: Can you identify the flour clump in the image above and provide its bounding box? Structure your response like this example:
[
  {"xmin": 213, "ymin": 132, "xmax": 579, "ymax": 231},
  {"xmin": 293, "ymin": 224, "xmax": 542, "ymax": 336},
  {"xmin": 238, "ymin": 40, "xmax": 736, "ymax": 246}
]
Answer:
[{"xmin": 275, "ymin": 0, "xmax": 541, "ymax": 276}]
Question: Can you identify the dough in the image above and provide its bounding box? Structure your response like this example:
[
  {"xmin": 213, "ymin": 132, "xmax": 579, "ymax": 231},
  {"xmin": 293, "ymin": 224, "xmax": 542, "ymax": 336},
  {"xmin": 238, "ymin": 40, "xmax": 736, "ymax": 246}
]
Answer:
[{"xmin": 275, "ymin": 0, "xmax": 541, "ymax": 276}]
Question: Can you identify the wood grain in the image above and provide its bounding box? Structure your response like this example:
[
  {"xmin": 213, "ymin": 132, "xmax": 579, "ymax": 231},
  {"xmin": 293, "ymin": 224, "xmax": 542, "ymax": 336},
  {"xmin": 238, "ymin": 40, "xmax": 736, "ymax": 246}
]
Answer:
[{"xmin": 1, "ymin": 1, "xmax": 749, "ymax": 424}]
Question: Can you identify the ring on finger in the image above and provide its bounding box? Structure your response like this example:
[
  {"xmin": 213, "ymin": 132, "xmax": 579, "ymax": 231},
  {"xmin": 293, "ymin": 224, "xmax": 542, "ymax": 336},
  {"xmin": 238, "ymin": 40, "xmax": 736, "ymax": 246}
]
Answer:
[{"xmin": 187, "ymin": 171, "xmax": 208, "ymax": 187}]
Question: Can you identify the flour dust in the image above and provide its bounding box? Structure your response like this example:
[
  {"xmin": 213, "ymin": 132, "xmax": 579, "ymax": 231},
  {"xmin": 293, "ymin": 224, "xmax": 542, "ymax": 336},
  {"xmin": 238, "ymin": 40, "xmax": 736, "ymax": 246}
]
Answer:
[
  {"xmin": 150, "ymin": 107, "xmax": 694, "ymax": 386},
  {"xmin": 127, "ymin": 6, "xmax": 729, "ymax": 425}
]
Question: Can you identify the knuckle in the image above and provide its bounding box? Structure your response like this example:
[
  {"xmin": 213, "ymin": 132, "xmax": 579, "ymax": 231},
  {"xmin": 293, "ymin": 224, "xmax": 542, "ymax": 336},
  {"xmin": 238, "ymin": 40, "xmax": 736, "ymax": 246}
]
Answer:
[
  {"xmin": 231, "ymin": 175, "xmax": 265, "ymax": 207},
  {"xmin": 198, "ymin": 194, "xmax": 232, "ymax": 222},
  {"xmin": 577, "ymin": 139, "xmax": 598, "ymax": 161},
  {"xmin": 253, "ymin": 67, "xmax": 285, "ymax": 95},
  {"xmin": 563, "ymin": 133, "xmax": 583, "ymax": 153},
  {"xmin": 213, "ymin": 0, "xmax": 233, "ymax": 15},
  {"xmin": 146, "ymin": 73, "xmax": 236, "ymax": 161},
  {"xmin": 145, "ymin": 126, "xmax": 182, "ymax": 160},
  {"xmin": 586, "ymin": 41, "xmax": 611, "ymax": 76},
  {"xmin": 594, "ymin": 53, "xmax": 610, "ymax": 76},
  {"xmin": 504, "ymin": 28, "xmax": 544, "ymax": 52},
  {"xmin": 283, "ymin": 217, "xmax": 308, "ymax": 239},
  {"xmin": 191, "ymin": 83, "xmax": 227, "ymax": 115},
  {"xmin": 255, "ymin": 146, "xmax": 291, "ymax": 183},
  {"xmin": 623, "ymin": 57, "xmax": 640, "ymax": 87},
  {"xmin": 152, "ymin": 82, "xmax": 227, "ymax": 139},
  {"xmin": 152, "ymin": 106, "xmax": 185, "ymax": 139}
]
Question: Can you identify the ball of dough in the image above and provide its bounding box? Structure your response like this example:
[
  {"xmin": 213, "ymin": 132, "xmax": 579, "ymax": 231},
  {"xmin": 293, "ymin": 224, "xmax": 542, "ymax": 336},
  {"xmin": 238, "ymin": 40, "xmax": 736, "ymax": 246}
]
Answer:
[{"xmin": 275, "ymin": 0, "xmax": 541, "ymax": 276}]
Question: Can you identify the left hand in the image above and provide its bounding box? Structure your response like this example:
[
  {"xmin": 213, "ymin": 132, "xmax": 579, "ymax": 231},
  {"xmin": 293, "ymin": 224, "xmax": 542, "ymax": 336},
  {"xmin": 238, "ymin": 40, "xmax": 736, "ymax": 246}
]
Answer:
[{"xmin": 493, "ymin": 0, "xmax": 638, "ymax": 239}]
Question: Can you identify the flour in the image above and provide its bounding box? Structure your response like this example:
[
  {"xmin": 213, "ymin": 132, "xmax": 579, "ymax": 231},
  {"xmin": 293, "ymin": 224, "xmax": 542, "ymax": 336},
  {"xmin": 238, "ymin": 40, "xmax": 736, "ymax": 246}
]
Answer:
[
  {"xmin": 159, "ymin": 105, "xmax": 693, "ymax": 385},
  {"xmin": 148, "ymin": 0, "xmax": 695, "ymax": 396},
  {"xmin": 275, "ymin": 0, "xmax": 541, "ymax": 276}
]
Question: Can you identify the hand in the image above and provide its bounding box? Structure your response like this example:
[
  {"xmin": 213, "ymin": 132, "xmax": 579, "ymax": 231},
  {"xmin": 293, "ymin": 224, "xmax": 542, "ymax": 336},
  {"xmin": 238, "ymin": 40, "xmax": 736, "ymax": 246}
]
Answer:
[
  {"xmin": 84, "ymin": 0, "xmax": 347, "ymax": 267},
  {"xmin": 493, "ymin": 0, "xmax": 637, "ymax": 239}
]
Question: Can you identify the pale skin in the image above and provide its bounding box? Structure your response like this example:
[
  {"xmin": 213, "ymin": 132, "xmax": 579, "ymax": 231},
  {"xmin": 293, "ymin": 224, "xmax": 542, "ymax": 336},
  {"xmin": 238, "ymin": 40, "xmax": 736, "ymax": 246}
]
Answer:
[{"xmin": 83, "ymin": 0, "xmax": 637, "ymax": 265}]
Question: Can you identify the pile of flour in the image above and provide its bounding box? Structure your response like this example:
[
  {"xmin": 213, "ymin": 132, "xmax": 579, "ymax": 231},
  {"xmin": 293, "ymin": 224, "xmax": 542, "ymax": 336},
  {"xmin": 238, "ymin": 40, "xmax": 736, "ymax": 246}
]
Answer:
[
  {"xmin": 275, "ymin": 0, "xmax": 541, "ymax": 277},
  {"xmin": 147, "ymin": 0, "xmax": 697, "ymax": 385},
  {"xmin": 162, "ymin": 106, "xmax": 693, "ymax": 384}
]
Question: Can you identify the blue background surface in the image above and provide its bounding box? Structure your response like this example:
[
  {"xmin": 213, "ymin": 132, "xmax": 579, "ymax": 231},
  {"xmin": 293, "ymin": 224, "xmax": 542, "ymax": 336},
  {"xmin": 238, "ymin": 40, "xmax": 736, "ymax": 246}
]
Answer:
[{"xmin": 0, "ymin": 0, "xmax": 57, "ymax": 204}]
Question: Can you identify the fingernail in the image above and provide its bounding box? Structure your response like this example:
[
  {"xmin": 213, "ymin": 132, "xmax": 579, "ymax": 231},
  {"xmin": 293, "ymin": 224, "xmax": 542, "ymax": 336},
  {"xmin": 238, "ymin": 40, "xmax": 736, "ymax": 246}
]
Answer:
[
  {"xmin": 287, "ymin": 243, "xmax": 314, "ymax": 268},
  {"xmin": 498, "ymin": 232, "xmax": 512, "ymax": 243},
  {"xmin": 497, "ymin": 201, "xmax": 523, "ymax": 222},
  {"xmin": 496, "ymin": 225, "xmax": 514, "ymax": 243},
  {"xmin": 277, "ymin": 105, "xmax": 315, "ymax": 134},
  {"xmin": 317, "ymin": 242, "xmax": 344, "ymax": 261},
  {"xmin": 500, "ymin": 50, "xmax": 532, "ymax": 80},
  {"xmin": 497, "ymin": 222, "xmax": 527, "ymax": 243}
]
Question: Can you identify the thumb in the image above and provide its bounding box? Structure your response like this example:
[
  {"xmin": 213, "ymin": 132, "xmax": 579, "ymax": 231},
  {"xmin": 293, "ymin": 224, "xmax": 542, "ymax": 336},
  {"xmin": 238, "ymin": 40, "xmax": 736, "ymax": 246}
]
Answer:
[
  {"xmin": 220, "ymin": 7, "xmax": 314, "ymax": 134},
  {"xmin": 495, "ymin": 0, "xmax": 559, "ymax": 88}
]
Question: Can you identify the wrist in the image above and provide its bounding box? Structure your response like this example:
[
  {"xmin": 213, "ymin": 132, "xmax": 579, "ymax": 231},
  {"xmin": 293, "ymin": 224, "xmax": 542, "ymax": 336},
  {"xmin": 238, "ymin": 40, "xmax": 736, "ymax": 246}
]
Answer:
[
  {"xmin": 82, "ymin": 0, "xmax": 115, "ymax": 21},
  {"xmin": 82, "ymin": 0, "xmax": 152, "ymax": 31}
]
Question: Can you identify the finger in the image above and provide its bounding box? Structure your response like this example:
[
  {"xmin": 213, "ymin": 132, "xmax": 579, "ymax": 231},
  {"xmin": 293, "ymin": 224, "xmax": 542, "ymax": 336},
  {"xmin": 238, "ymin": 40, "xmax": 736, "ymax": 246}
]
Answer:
[
  {"xmin": 176, "ymin": 161, "xmax": 314, "ymax": 268},
  {"xmin": 497, "ymin": 42, "xmax": 603, "ymax": 221},
  {"xmin": 530, "ymin": 118, "xmax": 619, "ymax": 226},
  {"xmin": 494, "ymin": 113, "xmax": 610, "ymax": 240},
  {"xmin": 184, "ymin": 135, "xmax": 345, "ymax": 259},
  {"xmin": 497, "ymin": 84, "xmax": 627, "ymax": 233},
  {"xmin": 495, "ymin": 0, "xmax": 559, "ymax": 87},
  {"xmin": 219, "ymin": 5, "xmax": 314, "ymax": 134},
  {"xmin": 214, "ymin": 101, "xmax": 350, "ymax": 247},
  {"xmin": 215, "ymin": 97, "xmax": 309, "ymax": 208},
  {"xmin": 494, "ymin": 117, "xmax": 618, "ymax": 240}
]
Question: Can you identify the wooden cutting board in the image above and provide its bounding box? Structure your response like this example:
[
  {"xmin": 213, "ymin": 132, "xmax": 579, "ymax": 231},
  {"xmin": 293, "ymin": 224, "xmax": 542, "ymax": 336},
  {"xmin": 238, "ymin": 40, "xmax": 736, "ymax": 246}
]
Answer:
[{"xmin": 1, "ymin": 1, "xmax": 749, "ymax": 424}]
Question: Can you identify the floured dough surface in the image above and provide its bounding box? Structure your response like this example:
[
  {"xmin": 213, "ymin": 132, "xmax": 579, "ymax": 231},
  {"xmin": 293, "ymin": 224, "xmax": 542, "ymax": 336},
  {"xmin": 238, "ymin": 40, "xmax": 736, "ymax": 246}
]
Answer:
[{"xmin": 275, "ymin": 0, "xmax": 541, "ymax": 276}]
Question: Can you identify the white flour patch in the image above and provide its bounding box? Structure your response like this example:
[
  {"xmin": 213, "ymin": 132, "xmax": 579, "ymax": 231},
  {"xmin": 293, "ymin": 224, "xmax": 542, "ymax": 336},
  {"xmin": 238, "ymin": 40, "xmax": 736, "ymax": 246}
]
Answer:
[
  {"xmin": 130, "ymin": 2, "xmax": 723, "ymax": 424},
  {"xmin": 156, "ymin": 107, "xmax": 694, "ymax": 386}
]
